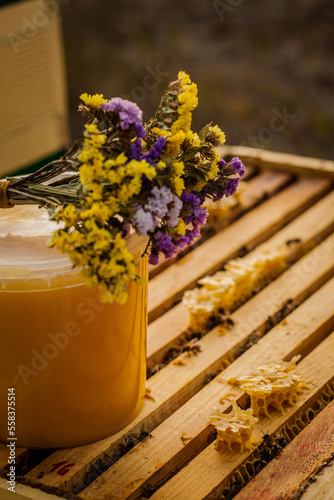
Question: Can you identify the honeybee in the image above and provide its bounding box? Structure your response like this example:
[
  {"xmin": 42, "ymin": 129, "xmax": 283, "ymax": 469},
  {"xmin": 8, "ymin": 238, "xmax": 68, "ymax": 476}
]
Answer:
[{"xmin": 181, "ymin": 343, "xmax": 202, "ymax": 356}]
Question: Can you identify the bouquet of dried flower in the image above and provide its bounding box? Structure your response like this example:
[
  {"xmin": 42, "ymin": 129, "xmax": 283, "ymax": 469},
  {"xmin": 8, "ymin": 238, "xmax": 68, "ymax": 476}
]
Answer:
[{"xmin": 0, "ymin": 71, "xmax": 245, "ymax": 303}]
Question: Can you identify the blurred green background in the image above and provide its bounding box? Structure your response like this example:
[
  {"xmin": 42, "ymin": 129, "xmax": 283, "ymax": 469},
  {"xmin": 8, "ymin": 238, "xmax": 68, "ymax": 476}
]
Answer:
[{"xmin": 60, "ymin": 0, "xmax": 334, "ymax": 159}]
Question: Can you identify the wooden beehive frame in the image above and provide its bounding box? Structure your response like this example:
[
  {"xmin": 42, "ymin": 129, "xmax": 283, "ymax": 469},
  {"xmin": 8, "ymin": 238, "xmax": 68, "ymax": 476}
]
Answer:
[
  {"xmin": 0, "ymin": 0, "xmax": 69, "ymax": 176},
  {"xmin": 1, "ymin": 147, "xmax": 334, "ymax": 500}
]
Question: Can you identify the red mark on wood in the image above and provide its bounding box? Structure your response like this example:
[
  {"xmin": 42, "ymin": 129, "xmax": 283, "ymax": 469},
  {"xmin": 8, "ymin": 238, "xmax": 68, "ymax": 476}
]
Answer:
[
  {"xmin": 244, "ymin": 488, "xmax": 273, "ymax": 500},
  {"xmin": 50, "ymin": 460, "xmax": 76, "ymax": 476},
  {"xmin": 297, "ymin": 441, "xmax": 317, "ymax": 458}
]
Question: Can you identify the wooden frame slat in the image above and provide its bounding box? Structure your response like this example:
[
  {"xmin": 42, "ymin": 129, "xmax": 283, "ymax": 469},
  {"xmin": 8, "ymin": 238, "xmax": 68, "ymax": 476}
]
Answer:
[
  {"xmin": 147, "ymin": 191, "xmax": 334, "ymax": 367},
  {"xmin": 72, "ymin": 278, "xmax": 334, "ymax": 499},
  {"xmin": 233, "ymin": 399, "xmax": 334, "ymax": 500},
  {"xmin": 148, "ymin": 177, "xmax": 330, "ymax": 322},
  {"xmin": 296, "ymin": 455, "xmax": 334, "ymax": 500},
  {"xmin": 149, "ymin": 334, "xmax": 334, "ymax": 500},
  {"xmin": 220, "ymin": 145, "xmax": 334, "ymax": 179}
]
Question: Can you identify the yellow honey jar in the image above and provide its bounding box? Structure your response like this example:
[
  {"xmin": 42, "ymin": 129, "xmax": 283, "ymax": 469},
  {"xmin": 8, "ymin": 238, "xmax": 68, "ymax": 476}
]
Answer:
[{"xmin": 0, "ymin": 205, "xmax": 147, "ymax": 448}]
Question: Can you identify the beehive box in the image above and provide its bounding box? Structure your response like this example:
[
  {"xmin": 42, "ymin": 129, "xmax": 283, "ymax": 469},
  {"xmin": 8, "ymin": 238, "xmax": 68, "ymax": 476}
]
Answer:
[{"xmin": 1, "ymin": 146, "xmax": 334, "ymax": 500}]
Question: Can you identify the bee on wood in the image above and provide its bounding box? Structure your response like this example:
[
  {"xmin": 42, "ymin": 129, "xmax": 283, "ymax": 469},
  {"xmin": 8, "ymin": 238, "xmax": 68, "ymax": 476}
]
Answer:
[
  {"xmin": 186, "ymin": 331, "xmax": 202, "ymax": 342},
  {"xmin": 162, "ymin": 346, "xmax": 181, "ymax": 364},
  {"xmin": 266, "ymin": 299, "xmax": 298, "ymax": 329},
  {"xmin": 267, "ymin": 315, "xmax": 275, "ymax": 329},
  {"xmin": 216, "ymin": 307, "xmax": 235, "ymax": 329},
  {"xmin": 119, "ymin": 434, "xmax": 136, "ymax": 453},
  {"xmin": 91, "ymin": 458, "xmax": 110, "ymax": 475},
  {"xmin": 108, "ymin": 449, "xmax": 123, "ymax": 465},
  {"xmin": 85, "ymin": 471, "xmax": 99, "ymax": 486},
  {"xmin": 138, "ymin": 425, "xmax": 152, "ymax": 442},
  {"xmin": 238, "ymin": 330, "xmax": 261, "ymax": 355},
  {"xmin": 124, "ymin": 434, "xmax": 136, "ymax": 450},
  {"xmin": 239, "ymin": 244, "xmax": 249, "ymax": 256},
  {"xmin": 181, "ymin": 343, "xmax": 202, "ymax": 356},
  {"xmin": 206, "ymin": 372, "xmax": 217, "ymax": 382},
  {"xmin": 226, "ymin": 317, "xmax": 235, "ymax": 327},
  {"xmin": 258, "ymin": 432, "xmax": 286, "ymax": 466},
  {"xmin": 278, "ymin": 298, "xmax": 297, "ymax": 317},
  {"xmin": 148, "ymin": 364, "xmax": 165, "ymax": 377},
  {"xmin": 286, "ymin": 238, "xmax": 302, "ymax": 245}
]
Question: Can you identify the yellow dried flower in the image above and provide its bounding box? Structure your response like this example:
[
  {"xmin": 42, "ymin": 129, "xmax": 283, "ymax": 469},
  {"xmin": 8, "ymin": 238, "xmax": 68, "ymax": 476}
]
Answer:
[
  {"xmin": 80, "ymin": 93, "xmax": 107, "ymax": 108},
  {"xmin": 178, "ymin": 70, "xmax": 192, "ymax": 87},
  {"xmin": 209, "ymin": 125, "xmax": 226, "ymax": 146},
  {"xmin": 165, "ymin": 131, "xmax": 186, "ymax": 156}
]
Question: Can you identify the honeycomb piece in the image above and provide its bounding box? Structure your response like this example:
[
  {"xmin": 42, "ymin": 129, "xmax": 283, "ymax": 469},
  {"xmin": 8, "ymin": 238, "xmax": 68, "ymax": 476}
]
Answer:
[
  {"xmin": 224, "ymin": 260, "xmax": 258, "ymax": 304},
  {"xmin": 182, "ymin": 244, "xmax": 288, "ymax": 333},
  {"xmin": 198, "ymin": 273, "xmax": 235, "ymax": 292},
  {"xmin": 199, "ymin": 263, "xmax": 256, "ymax": 306},
  {"xmin": 182, "ymin": 287, "xmax": 222, "ymax": 332},
  {"xmin": 228, "ymin": 356, "xmax": 304, "ymax": 418},
  {"xmin": 209, "ymin": 402, "xmax": 259, "ymax": 453},
  {"xmin": 247, "ymin": 245, "xmax": 288, "ymax": 289}
]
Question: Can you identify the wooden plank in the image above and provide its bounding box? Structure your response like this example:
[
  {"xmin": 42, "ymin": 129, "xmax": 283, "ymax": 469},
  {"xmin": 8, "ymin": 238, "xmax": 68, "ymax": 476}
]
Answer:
[
  {"xmin": 148, "ymin": 334, "xmax": 334, "ymax": 500},
  {"xmin": 0, "ymin": 477, "xmax": 62, "ymax": 500},
  {"xmin": 220, "ymin": 145, "xmax": 334, "ymax": 179},
  {"xmin": 148, "ymin": 169, "xmax": 291, "ymax": 278},
  {"xmin": 147, "ymin": 191, "xmax": 334, "ymax": 368},
  {"xmin": 74, "ymin": 279, "xmax": 334, "ymax": 499},
  {"xmin": 148, "ymin": 177, "xmax": 330, "ymax": 322},
  {"xmin": 23, "ymin": 237, "xmax": 334, "ymax": 494},
  {"xmin": 234, "ymin": 169, "xmax": 291, "ymax": 208},
  {"xmin": 233, "ymin": 402, "xmax": 334, "ymax": 500},
  {"xmin": 298, "ymin": 457, "xmax": 334, "ymax": 500}
]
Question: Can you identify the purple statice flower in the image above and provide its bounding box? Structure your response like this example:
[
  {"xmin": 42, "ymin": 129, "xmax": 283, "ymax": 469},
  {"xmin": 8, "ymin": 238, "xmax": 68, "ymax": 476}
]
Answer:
[
  {"xmin": 173, "ymin": 226, "xmax": 201, "ymax": 252},
  {"xmin": 212, "ymin": 191, "xmax": 225, "ymax": 202},
  {"xmin": 145, "ymin": 186, "xmax": 173, "ymax": 219},
  {"xmin": 180, "ymin": 190, "xmax": 208, "ymax": 226},
  {"xmin": 143, "ymin": 136, "xmax": 166, "ymax": 163},
  {"xmin": 131, "ymin": 205, "xmax": 157, "ymax": 235},
  {"xmin": 218, "ymin": 159, "xmax": 227, "ymax": 169},
  {"xmin": 128, "ymin": 136, "xmax": 166, "ymax": 163},
  {"xmin": 101, "ymin": 98, "xmax": 146, "ymax": 138},
  {"xmin": 225, "ymin": 177, "xmax": 240, "ymax": 197},
  {"xmin": 176, "ymin": 235, "xmax": 189, "ymax": 250},
  {"xmin": 167, "ymin": 195, "xmax": 183, "ymax": 227},
  {"xmin": 154, "ymin": 231, "xmax": 178, "ymax": 259},
  {"xmin": 185, "ymin": 225, "xmax": 201, "ymax": 245},
  {"xmin": 141, "ymin": 174, "xmax": 153, "ymax": 191},
  {"xmin": 193, "ymin": 191, "xmax": 206, "ymax": 204},
  {"xmin": 128, "ymin": 138, "xmax": 143, "ymax": 160},
  {"xmin": 152, "ymin": 136, "xmax": 166, "ymax": 156},
  {"xmin": 149, "ymin": 217, "xmax": 202, "ymax": 265},
  {"xmin": 134, "ymin": 123, "xmax": 146, "ymax": 139},
  {"xmin": 230, "ymin": 157, "xmax": 245, "ymax": 177},
  {"xmin": 148, "ymin": 251, "xmax": 159, "ymax": 265}
]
